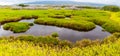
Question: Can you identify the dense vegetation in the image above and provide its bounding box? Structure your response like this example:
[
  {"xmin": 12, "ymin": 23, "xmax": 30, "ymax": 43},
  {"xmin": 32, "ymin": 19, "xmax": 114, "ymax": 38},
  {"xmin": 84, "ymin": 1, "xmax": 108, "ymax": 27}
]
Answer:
[
  {"xmin": 1, "ymin": 8, "xmax": 120, "ymax": 55},
  {"xmin": 102, "ymin": 5, "xmax": 120, "ymax": 12},
  {"xmin": 76, "ymin": 6, "xmax": 98, "ymax": 9},
  {"xmin": 0, "ymin": 9, "xmax": 120, "ymax": 33},
  {"xmin": 0, "ymin": 33, "xmax": 119, "ymax": 56},
  {"xmin": 3, "ymin": 22, "xmax": 33, "ymax": 33},
  {"xmin": 34, "ymin": 18, "xmax": 95, "ymax": 31}
]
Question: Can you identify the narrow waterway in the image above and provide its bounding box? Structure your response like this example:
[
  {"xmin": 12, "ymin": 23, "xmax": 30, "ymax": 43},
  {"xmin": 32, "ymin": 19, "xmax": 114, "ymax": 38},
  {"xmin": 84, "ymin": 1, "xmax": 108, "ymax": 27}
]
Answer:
[{"xmin": 0, "ymin": 19, "xmax": 111, "ymax": 42}]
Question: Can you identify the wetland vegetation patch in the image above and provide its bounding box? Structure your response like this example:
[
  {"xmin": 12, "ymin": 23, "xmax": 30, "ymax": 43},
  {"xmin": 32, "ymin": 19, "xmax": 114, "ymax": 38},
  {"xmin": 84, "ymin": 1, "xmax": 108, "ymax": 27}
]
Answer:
[
  {"xmin": 34, "ymin": 18, "xmax": 96, "ymax": 31},
  {"xmin": 3, "ymin": 22, "xmax": 33, "ymax": 33}
]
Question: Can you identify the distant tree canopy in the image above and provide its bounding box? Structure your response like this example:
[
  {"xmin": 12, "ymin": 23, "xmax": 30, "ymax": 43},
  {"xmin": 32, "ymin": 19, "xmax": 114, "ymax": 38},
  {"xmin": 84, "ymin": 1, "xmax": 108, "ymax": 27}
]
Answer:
[
  {"xmin": 18, "ymin": 4, "xmax": 29, "ymax": 7},
  {"xmin": 102, "ymin": 5, "xmax": 120, "ymax": 12},
  {"xmin": 76, "ymin": 6, "xmax": 98, "ymax": 9}
]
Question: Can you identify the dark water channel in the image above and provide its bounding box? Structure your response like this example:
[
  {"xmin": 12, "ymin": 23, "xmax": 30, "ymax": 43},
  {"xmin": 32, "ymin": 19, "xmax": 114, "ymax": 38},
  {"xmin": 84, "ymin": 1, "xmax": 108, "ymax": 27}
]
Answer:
[{"xmin": 0, "ymin": 19, "xmax": 111, "ymax": 42}]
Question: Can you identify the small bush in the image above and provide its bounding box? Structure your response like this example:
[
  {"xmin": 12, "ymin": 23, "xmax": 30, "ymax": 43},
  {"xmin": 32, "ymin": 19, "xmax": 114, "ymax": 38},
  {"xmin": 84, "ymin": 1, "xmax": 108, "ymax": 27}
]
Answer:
[
  {"xmin": 102, "ymin": 33, "xmax": 120, "ymax": 43},
  {"xmin": 16, "ymin": 35, "xmax": 35, "ymax": 41},
  {"xmin": 75, "ymin": 39, "xmax": 92, "ymax": 48},
  {"xmin": 103, "ymin": 35, "xmax": 117, "ymax": 44},
  {"xmin": 18, "ymin": 4, "xmax": 29, "ymax": 7},
  {"xmin": 29, "ymin": 23, "xmax": 34, "ymax": 26},
  {"xmin": 59, "ymin": 40, "xmax": 72, "ymax": 47},
  {"xmin": 51, "ymin": 32, "xmax": 59, "ymax": 37},
  {"xmin": 35, "ymin": 36, "xmax": 60, "ymax": 46}
]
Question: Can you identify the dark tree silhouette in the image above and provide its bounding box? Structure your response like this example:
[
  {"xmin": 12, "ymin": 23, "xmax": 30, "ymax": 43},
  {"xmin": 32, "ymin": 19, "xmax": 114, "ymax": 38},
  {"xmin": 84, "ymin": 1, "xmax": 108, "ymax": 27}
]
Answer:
[
  {"xmin": 102, "ymin": 5, "xmax": 120, "ymax": 12},
  {"xmin": 18, "ymin": 4, "xmax": 29, "ymax": 7}
]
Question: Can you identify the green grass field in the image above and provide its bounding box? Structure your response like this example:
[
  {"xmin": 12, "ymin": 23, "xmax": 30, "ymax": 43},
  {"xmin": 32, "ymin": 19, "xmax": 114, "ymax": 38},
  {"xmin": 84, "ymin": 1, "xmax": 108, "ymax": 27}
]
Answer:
[
  {"xmin": 0, "ymin": 9, "xmax": 120, "ymax": 33},
  {"xmin": 1, "ymin": 8, "xmax": 120, "ymax": 55}
]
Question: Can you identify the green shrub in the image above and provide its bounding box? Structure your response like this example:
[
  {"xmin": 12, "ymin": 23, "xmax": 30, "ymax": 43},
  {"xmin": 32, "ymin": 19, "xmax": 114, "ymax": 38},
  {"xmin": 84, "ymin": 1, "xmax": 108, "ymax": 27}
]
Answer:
[
  {"xmin": 16, "ymin": 35, "xmax": 35, "ymax": 41},
  {"xmin": 76, "ymin": 6, "xmax": 98, "ymax": 9},
  {"xmin": 59, "ymin": 40, "xmax": 72, "ymax": 47},
  {"xmin": 102, "ymin": 22, "xmax": 120, "ymax": 33},
  {"xmin": 34, "ymin": 36, "xmax": 60, "ymax": 46},
  {"xmin": 75, "ymin": 39, "xmax": 92, "ymax": 48},
  {"xmin": 102, "ymin": 5, "xmax": 120, "ymax": 12},
  {"xmin": 15, "ymin": 35, "xmax": 60, "ymax": 46},
  {"xmin": 3, "ymin": 22, "xmax": 31, "ymax": 33},
  {"xmin": 51, "ymin": 32, "xmax": 59, "ymax": 37},
  {"xmin": 103, "ymin": 35, "xmax": 117, "ymax": 44},
  {"xmin": 102, "ymin": 33, "xmax": 120, "ymax": 43},
  {"xmin": 29, "ymin": 23, "xmax": 34, "ymax": 26},
  {"xmin": 18, "ymin": 4, "xmax": 29, "ymax": 7}
]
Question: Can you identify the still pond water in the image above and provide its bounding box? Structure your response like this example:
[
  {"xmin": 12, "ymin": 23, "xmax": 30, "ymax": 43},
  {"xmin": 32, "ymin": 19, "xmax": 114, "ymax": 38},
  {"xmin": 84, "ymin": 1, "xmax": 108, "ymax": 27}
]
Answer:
[{"xmin": 0, "ymin": 19, "xmax": 111, "ymax": 42}]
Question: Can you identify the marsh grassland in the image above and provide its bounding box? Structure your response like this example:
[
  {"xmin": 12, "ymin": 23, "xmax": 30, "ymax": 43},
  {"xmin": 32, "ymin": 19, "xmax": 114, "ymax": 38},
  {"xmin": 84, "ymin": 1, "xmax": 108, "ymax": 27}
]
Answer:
[
  {"xmin": 0, "ymin": 9, "xmax": 119, "ymax": 33},
  {"xmin": 0, "ymin": 8, "xmax": 120, "ymax": 56}
]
